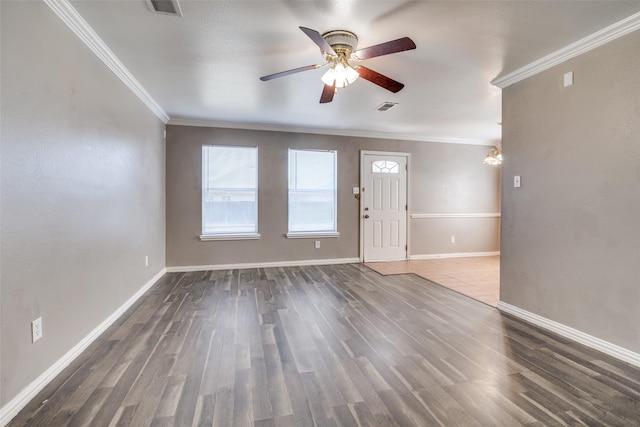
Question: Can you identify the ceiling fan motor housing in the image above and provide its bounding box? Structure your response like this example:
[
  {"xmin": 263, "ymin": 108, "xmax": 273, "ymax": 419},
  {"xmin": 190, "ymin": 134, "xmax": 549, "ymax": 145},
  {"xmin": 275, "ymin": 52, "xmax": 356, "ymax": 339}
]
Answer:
[{"xmin": 322, "ymin": 30, "xmax": 358, "ymax": 59}]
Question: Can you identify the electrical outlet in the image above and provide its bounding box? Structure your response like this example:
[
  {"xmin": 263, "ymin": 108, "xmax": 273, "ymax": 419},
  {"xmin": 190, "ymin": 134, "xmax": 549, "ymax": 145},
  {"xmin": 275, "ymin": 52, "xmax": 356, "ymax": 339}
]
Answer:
[
  {"xmin": 450, "ymin": 236, "xmax": 456, "ymax": 244},
  {"xmin": 315, "ymin": 241, "xmax": 321, "ymax": 249},
  {"xmin": 145, "ymin": 255, "xmax": 149, "ymax": 267},
  {"xmin": 32, "ymin": 317, "xmax": 43, "ymax": 343},
  {"xmin": 514, "ymin": 175, "xmax": 521, "ymax": 188}
]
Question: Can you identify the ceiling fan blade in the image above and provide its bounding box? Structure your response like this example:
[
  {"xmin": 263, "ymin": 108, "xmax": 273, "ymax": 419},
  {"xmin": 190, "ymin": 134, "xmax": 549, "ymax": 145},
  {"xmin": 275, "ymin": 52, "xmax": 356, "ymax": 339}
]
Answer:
[
  {"xmin": 260, "ymin": 64, "xmax": 323, "ymax": 81},
  {"xmin": 356, "ymin": 66, "xmax": 405, "ymax": 93},
  {"xmin": 320, "ymin": 84, "xmax": 335, "ymax": 103},
  {"xmin": 300, "ymin": 26, "xmax": 337, "ymax": 56},
  {"xmin": 354, "ymin": 37, "xmax": 416, "ymax": 60}
]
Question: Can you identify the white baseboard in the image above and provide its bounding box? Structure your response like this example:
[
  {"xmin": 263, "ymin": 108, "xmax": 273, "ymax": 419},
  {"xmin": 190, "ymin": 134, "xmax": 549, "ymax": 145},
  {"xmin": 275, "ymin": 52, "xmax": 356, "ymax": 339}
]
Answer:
[
  {"xmin": 166, "ymin": 257, "xmax": 360, "ymax": 273},
  {"xmin": 409, "ymin": 251, "xmax": 500, "ymax": 260},
  {"xmin": 497, "ymin": 301, "xmax": 640, "ymax": 368},
  {"xmin": 0, "ymin": 268, "xmax": 167, "ymax": 427}
]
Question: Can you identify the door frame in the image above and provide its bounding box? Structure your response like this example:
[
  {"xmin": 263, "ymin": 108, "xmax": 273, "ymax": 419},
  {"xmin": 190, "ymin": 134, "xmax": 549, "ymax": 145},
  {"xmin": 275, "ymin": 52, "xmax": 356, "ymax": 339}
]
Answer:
[{"xmin": 359, "ymin": 150, "xmax": 411, "ymax": 262}]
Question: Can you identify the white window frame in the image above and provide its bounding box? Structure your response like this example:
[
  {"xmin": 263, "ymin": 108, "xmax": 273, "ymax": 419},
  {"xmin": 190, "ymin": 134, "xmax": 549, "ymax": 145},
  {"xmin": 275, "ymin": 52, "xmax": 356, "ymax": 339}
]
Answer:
[
  {"xmin": 286, "ymin": 149, "xmax": 339, "ymax": 239},
  {"xmin": 200, "ymin": 145, "xmax": 260, "ymax": 241}
]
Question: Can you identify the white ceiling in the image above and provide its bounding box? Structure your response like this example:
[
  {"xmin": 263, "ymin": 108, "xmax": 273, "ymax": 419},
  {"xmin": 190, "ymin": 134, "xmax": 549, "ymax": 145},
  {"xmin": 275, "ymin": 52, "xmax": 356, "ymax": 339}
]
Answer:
[{"xmin": 69, "ymin": 0, "xmax": 640, "ymax": 145}]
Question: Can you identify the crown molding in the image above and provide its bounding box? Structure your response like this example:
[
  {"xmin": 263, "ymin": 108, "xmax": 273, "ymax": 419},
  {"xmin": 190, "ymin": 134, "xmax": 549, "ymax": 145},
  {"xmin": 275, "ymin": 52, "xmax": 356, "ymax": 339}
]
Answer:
[
  {"xmin": 492, "ymin": 12, "xmax": 640, "ymax": 89},
  {"xmin": 167, "ymin": 118, "xmax": 498, "ymax": 146},
  {"xmin": 43, "ymin": 0, "xmax": 169, "ymax": 123}
]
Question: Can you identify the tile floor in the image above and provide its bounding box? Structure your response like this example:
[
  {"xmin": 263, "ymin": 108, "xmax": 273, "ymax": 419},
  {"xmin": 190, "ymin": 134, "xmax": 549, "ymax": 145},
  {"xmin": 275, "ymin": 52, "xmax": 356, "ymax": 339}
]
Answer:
[{"xmin": 365, "ymin": 256, "xmax": 500, "ymax": 306}]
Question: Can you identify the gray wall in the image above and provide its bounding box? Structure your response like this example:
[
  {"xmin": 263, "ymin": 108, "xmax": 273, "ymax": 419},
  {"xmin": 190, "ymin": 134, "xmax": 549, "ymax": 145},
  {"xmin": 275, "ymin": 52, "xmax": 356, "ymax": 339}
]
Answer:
[
  {"xmin": 501, "ymin": 30, "xmax": 640, "ymax": 352},
  {"xmin": 1, "ymin": 1, "xmax": 166, "ymax": 407},
  {"xmin": 166, "ymin": 125, "xmax": 500, "ymax": 267}
]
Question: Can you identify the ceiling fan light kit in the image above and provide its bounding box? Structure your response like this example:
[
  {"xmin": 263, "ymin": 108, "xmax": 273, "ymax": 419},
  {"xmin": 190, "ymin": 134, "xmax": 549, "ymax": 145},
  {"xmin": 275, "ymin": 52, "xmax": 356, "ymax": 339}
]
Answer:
[
  {"xmin": 321, "ymin": 63, "xmax": 359, "ymax": 88},
  {"xmin": 320, "ymin": 30, "xmax": 360, "ymax": 88},
  {"xmin": 260, "ymin": 26, "xmax": 416, "ymax": 103}
]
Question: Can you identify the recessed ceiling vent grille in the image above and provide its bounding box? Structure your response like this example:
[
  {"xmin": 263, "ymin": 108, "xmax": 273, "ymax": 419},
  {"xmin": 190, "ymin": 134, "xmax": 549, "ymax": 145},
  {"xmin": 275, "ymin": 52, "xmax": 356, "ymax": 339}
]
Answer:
[
  {"xmin": 146, "ymin": 0, "xmax": 183, "ymax": 16},
  {"xmin": 376, "ymin": 102, "xmax": 398, "ymax": 112}
]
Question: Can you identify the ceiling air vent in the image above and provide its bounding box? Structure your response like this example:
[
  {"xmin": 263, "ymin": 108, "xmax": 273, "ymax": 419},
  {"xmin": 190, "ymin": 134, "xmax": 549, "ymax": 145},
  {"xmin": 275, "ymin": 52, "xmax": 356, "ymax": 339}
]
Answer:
[
  {"xmin": 376, "ymin": 102, "xmax": 398, "ymax": 112},
  {"xmin": 146, "ymin": 0, "xmax": 183, "ymax": 16}
]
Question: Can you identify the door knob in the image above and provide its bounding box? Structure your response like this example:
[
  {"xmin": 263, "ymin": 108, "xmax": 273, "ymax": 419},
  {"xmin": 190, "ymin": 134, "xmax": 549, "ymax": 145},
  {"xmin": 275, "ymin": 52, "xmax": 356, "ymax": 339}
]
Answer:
[{"xmin": 364, "ymin": 214, "xmax": 369, "ymax": 219}]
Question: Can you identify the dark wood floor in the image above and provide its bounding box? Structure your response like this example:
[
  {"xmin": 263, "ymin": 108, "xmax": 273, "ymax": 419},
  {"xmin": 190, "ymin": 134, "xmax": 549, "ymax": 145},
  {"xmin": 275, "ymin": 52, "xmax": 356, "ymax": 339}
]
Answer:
[{"xmin": 10, "ymin": 264, "xmax": 640, "ymax": 426}]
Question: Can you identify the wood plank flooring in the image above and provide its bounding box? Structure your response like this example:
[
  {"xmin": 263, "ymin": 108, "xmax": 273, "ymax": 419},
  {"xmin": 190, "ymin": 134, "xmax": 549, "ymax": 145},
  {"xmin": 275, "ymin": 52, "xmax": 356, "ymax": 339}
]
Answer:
[{"xmin": 9, "ymin": 264, "xmax": 640, "ymax": 426}]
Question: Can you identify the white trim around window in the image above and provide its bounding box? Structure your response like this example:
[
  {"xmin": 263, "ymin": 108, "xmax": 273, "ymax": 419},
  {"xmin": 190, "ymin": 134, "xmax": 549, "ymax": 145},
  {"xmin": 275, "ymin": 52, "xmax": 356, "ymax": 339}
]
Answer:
[{"xmin": 199, "ymin": 233, "xmax": 261, "ymax": 241}]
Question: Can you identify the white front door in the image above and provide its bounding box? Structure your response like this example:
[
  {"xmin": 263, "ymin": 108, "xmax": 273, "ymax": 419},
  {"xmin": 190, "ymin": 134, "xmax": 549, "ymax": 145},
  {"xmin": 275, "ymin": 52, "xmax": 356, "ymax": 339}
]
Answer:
[{"xmin": 361, "ymin": 153, "xmax": 408, "ymax": 262}]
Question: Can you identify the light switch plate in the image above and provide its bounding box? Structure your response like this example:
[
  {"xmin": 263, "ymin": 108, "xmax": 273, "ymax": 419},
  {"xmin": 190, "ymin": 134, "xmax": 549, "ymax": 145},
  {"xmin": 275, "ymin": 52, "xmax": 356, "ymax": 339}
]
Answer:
[
  {"xmin": 564, "ymin": 71, "xmax": 573, "ymax": 87},
  {"xmin": 514, "ymin": 176, "xmax": 521, "ymax": 188}
]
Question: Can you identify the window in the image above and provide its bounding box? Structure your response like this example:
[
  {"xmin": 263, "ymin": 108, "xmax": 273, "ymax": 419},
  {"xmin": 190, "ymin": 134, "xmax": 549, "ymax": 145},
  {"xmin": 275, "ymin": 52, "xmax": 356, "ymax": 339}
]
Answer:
[
  {"xmin": 288, "ymin": 149, "xmax": 338, "ymax": 237},
  {"xmin": 201, "ymin": 145, "xmax": 258, "ymax": 240},
  {"xmin": 372, "ymin": 160, "xmax": 399, "ymax": 174}
]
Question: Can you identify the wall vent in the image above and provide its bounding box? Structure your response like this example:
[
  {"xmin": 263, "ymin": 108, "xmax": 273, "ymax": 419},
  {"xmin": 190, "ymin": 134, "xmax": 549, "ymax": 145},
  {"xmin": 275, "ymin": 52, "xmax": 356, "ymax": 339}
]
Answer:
[
  {"xmin": 376, "ymin": 102, "xmax": 398, "ymax": 112},
  {"xmin": 146, "ymin": 0, "xmax": 183, "ymax": 16}
]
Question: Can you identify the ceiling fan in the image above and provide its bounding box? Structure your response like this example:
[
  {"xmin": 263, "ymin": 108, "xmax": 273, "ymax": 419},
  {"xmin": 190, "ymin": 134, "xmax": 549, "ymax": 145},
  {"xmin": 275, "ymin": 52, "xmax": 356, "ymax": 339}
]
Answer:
[{"xmin": 260, "ymin": 27, "xmax": 416, "ymax": 103}]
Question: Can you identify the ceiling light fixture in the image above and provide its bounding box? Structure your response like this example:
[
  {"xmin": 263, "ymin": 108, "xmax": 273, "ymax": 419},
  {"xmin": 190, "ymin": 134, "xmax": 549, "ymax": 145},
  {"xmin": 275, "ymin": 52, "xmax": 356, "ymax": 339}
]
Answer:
[
  {"xmin": 320, "ymin": 30, "xmax": 360, "ymax": 89},
  {"xmin": 483, "ymin": 146, "xmax": 503, "ymax": 165},
  {"xmin": 321, "ymin": 61, "xmax": 359, "ymax": 88}
]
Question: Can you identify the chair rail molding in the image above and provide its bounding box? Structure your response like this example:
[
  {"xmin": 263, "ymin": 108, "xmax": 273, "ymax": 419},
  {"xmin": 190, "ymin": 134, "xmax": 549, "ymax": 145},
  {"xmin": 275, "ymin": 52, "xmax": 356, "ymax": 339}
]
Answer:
[{"xmin": 410, "ymin": 213, "xmax": 501, "ymax": 219}]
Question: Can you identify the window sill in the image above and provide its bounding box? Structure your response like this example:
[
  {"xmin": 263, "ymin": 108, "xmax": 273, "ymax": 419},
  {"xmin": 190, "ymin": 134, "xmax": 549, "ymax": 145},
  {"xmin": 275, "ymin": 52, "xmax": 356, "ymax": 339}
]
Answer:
[
  {"xmin": 286, "ymin": 232, "xmax": 340, "ymax": 239},
  {"xmin": 200, "ymin": 233, "xmax": 261, "ymax": 241}
]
